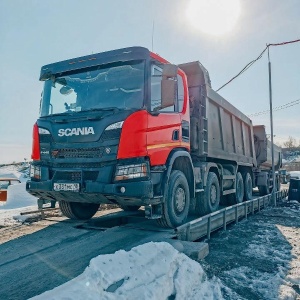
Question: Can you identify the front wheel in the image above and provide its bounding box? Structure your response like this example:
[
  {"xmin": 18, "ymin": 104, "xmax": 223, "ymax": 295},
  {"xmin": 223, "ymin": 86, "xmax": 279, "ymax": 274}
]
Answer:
[
  {"xmin": 59, "ymin": 201, "xmax": 100, "ymax": 220},
  {"xmin": 157, "ymin": 170, "xmax": 190, "ymax": 228}
]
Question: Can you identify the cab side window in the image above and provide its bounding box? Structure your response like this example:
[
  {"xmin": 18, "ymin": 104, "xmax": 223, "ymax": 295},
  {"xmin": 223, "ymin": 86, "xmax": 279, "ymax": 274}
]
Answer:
[
  {"xmin": 150, "ymin": 65, "xmax": 163, "ymax": 111},
  {"xmin": 150, "ymin": 64, "xmax": 185, "ymax": 113},
  {"xmin": 177, "ymin": 74, "xmax": 184, "ymax": 112}
]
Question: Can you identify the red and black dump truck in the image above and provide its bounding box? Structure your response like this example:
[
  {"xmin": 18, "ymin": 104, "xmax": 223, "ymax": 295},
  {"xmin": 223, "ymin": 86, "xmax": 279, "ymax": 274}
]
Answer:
[{"xmin": 26, "ymin": 47, "xmax": 281, "ymax": 228}]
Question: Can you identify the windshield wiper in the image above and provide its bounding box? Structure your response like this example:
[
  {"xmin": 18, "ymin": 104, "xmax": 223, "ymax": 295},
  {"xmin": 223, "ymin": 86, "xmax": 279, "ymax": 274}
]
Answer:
[{"xmin": 86, "ymin": 107, "xmax": 121, "ymax": 112}]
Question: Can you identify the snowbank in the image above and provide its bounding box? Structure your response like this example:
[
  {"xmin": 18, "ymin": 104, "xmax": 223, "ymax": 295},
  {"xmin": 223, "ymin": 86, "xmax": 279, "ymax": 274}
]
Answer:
[{"xmin": 31, "ymin": 242, "xmax": 224, "ymax": 300}]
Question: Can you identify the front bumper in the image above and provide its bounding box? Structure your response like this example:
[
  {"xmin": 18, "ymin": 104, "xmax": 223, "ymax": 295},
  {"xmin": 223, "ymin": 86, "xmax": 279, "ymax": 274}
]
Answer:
[{"xmin": 26, "ymin": 179, "xmax": 156, "ymax": 206}]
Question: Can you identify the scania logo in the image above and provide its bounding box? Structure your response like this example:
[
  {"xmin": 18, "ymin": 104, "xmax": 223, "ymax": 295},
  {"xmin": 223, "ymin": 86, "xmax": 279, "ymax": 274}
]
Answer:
[{"xmin": 58, "ymin": 127, "xmax": 95, "ymax": 137}]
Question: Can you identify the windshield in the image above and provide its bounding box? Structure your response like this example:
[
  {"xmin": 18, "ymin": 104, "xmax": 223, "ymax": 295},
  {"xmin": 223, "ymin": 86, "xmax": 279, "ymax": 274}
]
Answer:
[{"xmin": 40, "ymin": 60, "xmax": 145, "ymax": 116}]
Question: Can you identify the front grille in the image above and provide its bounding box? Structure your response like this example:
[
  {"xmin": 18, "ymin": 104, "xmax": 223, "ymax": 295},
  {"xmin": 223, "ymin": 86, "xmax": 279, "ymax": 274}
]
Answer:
[
  {"xmin": 54, "ymin": 171, "xmax": 82, "ymax": 181},
  {"xmin": 52, "ymin": 162, "xmax": 104, "ymax": 169},
  {"xmin": 52, "ymin": 147, "xmax": 104, "ymax": 159},
  {"xmin": 53, "ymin": 171, "xmax": 99, "ymax": 182}
]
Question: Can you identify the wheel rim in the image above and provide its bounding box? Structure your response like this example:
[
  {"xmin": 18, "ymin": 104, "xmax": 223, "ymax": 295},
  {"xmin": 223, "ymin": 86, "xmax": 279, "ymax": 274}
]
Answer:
[
  {"xmin": 210, "ymin": 185, "xmax": 217, "ymax": 205},
  {"xmin": 175, "ymin": 186, "xmax": 186, "ymax": 213}
]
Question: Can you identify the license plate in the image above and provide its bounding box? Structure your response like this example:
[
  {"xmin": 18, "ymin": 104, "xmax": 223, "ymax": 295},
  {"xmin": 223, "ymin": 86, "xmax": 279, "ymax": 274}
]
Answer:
[{"xmin": 53, "ymin": 183, "xmax": 80, "ymax": 192}]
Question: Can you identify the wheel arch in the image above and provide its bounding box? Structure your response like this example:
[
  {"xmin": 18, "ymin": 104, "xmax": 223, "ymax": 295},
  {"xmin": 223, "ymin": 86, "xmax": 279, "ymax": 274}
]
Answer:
[
  {"xmin": 203, "ymin": 163, "xmax": 221, "ymax": 187},
  {"xmin": 164, "ymin": 149, "xmax": 195, "ymax": 199}
]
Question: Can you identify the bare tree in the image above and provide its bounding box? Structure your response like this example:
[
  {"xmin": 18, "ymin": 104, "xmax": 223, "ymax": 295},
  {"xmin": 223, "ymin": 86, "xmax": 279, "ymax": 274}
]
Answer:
[{"xmin": 283, "ymin": 136, "xmax": 297, "ymax": 150}]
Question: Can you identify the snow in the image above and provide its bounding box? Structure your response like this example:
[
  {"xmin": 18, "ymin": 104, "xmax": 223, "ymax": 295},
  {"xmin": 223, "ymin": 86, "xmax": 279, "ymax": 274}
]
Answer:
[{"xmin": 30, "ymin": 242, "xmax": 224, "ymax": 300}]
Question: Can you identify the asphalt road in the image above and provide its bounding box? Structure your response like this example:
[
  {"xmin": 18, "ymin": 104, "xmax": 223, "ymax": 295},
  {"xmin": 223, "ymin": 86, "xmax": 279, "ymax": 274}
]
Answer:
[{"xmin": 0, "ymin": 211, "xmax": 174, "ymax": 300}]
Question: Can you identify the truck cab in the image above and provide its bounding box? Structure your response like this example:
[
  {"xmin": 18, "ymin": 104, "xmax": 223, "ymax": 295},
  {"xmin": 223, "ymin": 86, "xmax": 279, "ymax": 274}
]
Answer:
[{"xmin": 26, "ymin": 47, "xmax": 192, "ymax": 226}]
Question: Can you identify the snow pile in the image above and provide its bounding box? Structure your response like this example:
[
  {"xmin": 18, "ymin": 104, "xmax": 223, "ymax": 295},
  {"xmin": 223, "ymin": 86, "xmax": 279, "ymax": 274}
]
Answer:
[
  {"xmin": 31, "ymin": 242, "xmax": 224, "ymax": 300},
  {"xmin": 0, "ymin": 206, "xmax": 37, "ymax": 227},
  {"xmin": 0, "ymin": 163, "xmax": 29, "ymax": 182}
]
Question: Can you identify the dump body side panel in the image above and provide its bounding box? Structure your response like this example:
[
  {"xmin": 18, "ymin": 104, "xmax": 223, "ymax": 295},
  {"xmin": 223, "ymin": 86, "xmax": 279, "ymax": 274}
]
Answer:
[
  {"xmin": 253, "ymin": 125, "xmax": 282, "ymax": 170},
  {"xmin": 179, "ymin": 61, "xmax": 256, "ymax": 166}
]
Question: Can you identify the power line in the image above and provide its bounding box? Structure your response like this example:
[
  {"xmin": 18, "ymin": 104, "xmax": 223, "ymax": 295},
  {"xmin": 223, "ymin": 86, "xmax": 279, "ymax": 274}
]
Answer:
[
  {"xmin": 248, "ymin": 98, "xmax": 300, "ymax": 117},
  {"xmin": 216, "ymin": 38, "xmax": 300, "ymax": 92}
]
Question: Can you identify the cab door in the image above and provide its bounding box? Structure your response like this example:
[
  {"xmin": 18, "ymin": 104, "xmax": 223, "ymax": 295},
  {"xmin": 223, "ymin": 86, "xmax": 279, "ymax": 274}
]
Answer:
[{"xmin": 147, "ymin": 64, "xmax": 189, "ymax": 166}]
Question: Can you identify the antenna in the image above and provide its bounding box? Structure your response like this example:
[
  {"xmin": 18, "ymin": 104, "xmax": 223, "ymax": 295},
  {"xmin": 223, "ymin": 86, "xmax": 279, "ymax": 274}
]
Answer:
[{"xmin": 151, "ymin": 21, "xmax": 155, "ymax": 52}]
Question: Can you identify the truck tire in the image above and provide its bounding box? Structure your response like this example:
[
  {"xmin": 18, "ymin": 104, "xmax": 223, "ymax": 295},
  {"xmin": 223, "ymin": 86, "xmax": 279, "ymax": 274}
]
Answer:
[
  {"xmin": 157, "ymin": 170, "xmax": 190, "ymax": 228},
  {"xmin": 197, "ymin": 172, "xmax": 220, "ymax": 215},
  {"xmin": 228, "ymin": 172, "xmax": 244, "ymax": 205},
  {"xmin": 59, "ymin": 201, "xmax": 100, "ymax": 220},
  {"xmin": 258, "ymin": 185, "xmax": 269, "ymax": 196},
  {"xmin": 243, "ymin": 172, "xmax": 253, "ymax": 201},
  {"xmin": 120, "ymin": 205, "xmax": 141, "ymax": 211}
]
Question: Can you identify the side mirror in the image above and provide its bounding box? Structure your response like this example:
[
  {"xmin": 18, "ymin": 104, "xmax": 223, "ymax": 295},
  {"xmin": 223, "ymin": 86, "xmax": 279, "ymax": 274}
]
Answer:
[
  {"xmin": 161, "ymin": 79, "xmax": 176, "ymax": 109},
  {"xmin": 160, "ymin": 64, "xmax": 178, "ymax": 110}
]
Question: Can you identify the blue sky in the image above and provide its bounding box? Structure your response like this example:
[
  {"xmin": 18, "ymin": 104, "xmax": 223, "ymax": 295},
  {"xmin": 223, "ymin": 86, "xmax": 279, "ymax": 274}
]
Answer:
[{"xmin": 0, "ymin": 0, "xmax": 299, "ymax": 163}]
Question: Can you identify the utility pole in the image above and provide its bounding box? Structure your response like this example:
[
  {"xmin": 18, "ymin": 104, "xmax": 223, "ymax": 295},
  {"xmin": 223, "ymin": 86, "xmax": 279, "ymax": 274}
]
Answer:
[{"xmin": 267, "ymin": 46, "xmax": 276, "ymax": 206}]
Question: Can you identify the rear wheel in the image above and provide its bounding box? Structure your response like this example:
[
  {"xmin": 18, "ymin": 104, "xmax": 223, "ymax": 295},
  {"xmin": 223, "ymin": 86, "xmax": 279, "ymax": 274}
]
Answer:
[
  {"xmin": 59, "ymin": 201, "xmax": 100, "ymax": 220},
  {"xmin": 243, "ymin": 172, "xmax": 253, "ymax": 201},
  {"xmin": 258, "ymin": 185, "xmax": 269, "ymax": 196},
  {"xmin": 228, "ymin": 172, "xmax": 244, "ymax": 205},
  {"xmin": 157, "ymin": 170, "xmax": 190, "ymax": 228},
  {"xmin": 120, "ymin": 205, "xmax": 141, "ymax": 211},
  {"xmin": 197, "ymin": 172, "xmax": 220, "ymax": 215}
]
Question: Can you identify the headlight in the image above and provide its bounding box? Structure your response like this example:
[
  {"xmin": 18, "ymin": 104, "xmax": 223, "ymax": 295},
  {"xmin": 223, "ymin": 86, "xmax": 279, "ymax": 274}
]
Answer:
[
  {"xmin": 105, "ymin": 121, "xmax": 124, "ymax": 131},
  {"xmin": 115, "ymin": 163, "xmax": 148, "ymax": 181},
  {"xmin": 38, "ymin": 128, "xmax": 51, "ymax": 134},
  {"xmin": 30, "ymin": 165, "xmax": 41, "ymax": 179}
]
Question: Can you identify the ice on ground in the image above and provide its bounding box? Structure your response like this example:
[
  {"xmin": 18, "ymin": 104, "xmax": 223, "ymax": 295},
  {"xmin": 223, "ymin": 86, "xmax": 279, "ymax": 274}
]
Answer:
[{"xmin": 31, "ymin": 242, "xmax": 224, "ymax": 300}]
